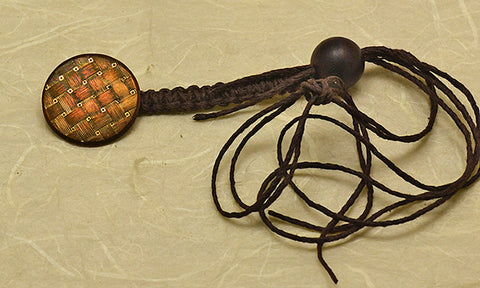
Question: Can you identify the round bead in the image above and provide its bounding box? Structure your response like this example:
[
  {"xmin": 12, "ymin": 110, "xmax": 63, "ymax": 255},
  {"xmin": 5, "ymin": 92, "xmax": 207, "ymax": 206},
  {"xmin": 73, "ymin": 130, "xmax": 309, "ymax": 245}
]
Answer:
[
  {"xmin": 310, "ymin": 37, "xmax": 364, "ymax": 88},
  {"xmin": 42, "ymin": 54, "xmax": 140, "ymax": 146}
]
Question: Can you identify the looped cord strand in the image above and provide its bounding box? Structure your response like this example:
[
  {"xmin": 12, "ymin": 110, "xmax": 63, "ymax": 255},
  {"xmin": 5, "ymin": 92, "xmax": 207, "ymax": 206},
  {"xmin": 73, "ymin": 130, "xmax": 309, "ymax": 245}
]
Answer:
[{"xmin": 203, "ymin": 46, "xmax": 480, "ymax": 283}]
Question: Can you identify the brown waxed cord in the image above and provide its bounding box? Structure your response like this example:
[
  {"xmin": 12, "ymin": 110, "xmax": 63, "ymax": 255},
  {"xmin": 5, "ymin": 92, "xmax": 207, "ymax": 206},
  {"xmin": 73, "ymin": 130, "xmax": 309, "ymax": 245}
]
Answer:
[{"xmin": 190, "ymin": 46, "xmax": 480, "ymax": 283}]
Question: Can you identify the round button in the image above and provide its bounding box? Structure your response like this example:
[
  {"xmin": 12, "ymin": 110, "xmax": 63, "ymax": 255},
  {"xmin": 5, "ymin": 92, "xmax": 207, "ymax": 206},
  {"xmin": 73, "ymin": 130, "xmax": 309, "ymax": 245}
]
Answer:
[{"xmin": 42, "ymin": 54, "xmax": 140, "ymax": 146}]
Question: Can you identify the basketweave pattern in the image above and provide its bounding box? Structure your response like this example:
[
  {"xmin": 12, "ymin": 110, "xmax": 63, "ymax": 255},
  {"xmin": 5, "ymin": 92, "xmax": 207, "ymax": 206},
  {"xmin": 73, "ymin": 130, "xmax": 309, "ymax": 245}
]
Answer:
[{"xmin": 43, "ymin": 55, "xmax": 139, "ymax": 143}]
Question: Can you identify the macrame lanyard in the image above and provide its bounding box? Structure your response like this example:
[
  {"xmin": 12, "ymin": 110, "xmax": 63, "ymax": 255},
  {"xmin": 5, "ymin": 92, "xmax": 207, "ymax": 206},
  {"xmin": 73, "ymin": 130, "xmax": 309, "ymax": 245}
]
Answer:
[{"xmin": 42, "ymin": 37, "xmax": 480, "ymax": 283}]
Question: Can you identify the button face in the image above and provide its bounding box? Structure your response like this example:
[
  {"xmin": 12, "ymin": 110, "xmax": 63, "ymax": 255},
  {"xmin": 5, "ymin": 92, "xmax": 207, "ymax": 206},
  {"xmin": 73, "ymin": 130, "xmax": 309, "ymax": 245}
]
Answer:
[{"xmin": 42, "ymin": 54, "xmax": 140, "ymax": 146}]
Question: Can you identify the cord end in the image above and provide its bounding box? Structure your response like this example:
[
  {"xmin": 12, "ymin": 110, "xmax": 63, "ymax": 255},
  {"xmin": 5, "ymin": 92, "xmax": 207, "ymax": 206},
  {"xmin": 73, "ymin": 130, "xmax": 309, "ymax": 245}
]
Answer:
[
  {"xmin": 318, "ymin": 243, "xmax": 339, "ymax": 284},
  {"xmin": 193, "ymin": 113, "xmax": 211, "ymax": 121}
]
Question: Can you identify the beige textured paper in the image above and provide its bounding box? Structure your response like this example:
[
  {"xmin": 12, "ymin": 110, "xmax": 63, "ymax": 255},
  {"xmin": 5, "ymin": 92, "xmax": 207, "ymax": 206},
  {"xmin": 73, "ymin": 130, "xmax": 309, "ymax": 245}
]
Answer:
[{"xmin": 1, "ymin": 1, "xmax": 480, "ymax": 287}]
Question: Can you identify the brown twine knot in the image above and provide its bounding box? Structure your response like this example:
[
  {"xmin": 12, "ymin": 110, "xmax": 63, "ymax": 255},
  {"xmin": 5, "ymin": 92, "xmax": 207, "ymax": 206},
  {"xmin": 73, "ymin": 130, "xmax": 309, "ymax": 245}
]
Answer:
[{"xmin": 300, "ymin": 76, "xmax": 346, "ymax": 105}]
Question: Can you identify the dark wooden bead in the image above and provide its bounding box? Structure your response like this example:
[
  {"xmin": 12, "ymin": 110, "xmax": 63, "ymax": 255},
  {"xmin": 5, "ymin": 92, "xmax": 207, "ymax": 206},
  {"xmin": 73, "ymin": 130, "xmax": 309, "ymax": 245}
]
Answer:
[{"xmin": 310, "ymin": 37, "xmax": 364, "ymax": 88}]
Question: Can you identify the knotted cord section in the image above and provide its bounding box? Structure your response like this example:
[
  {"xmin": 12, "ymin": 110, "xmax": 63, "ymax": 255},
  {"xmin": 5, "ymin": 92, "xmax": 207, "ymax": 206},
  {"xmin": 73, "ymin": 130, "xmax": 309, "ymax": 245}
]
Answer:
[{"xmin": 139, "ymin": 65, "xmax": 313, "ymax": 115}]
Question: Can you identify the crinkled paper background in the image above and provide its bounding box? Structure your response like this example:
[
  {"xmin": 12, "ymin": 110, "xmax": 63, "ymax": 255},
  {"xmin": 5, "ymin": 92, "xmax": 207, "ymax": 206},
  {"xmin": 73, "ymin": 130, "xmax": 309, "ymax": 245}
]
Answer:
[{"xmin": 1, "ymin": 1, "xmax": 480, "ymax": 287}]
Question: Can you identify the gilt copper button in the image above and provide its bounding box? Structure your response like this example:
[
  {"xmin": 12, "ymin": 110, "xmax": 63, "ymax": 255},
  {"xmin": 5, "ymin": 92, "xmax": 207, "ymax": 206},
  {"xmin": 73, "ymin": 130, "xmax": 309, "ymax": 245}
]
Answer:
[{"xmin": 42, "ymin": 54, "xmax": 140, "ymax": 146}]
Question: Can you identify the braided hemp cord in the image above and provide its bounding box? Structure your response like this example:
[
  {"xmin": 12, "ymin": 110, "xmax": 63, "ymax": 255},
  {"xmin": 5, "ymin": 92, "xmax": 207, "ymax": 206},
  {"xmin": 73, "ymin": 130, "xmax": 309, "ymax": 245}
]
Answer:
[
  {"xmin": 200, "ymin": 46, "xmax": 480, "ymax": 283},
  {"xmin": 139, "ymin": 65, "xmax": 311, "ymax": 114}
]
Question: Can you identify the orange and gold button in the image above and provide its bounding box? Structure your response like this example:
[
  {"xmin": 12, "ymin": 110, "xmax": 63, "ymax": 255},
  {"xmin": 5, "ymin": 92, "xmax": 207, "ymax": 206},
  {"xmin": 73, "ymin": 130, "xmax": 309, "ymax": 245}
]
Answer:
[{"xmin": 42, "ymin": 54, "xmax": 140, "ymax": 146}]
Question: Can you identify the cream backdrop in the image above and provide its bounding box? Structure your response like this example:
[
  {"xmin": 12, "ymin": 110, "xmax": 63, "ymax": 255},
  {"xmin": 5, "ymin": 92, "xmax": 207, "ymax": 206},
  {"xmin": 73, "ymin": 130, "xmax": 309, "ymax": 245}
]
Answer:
[{"xmin": 1, "ymin": 1, "xmax": 480, "ymax": 287}]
